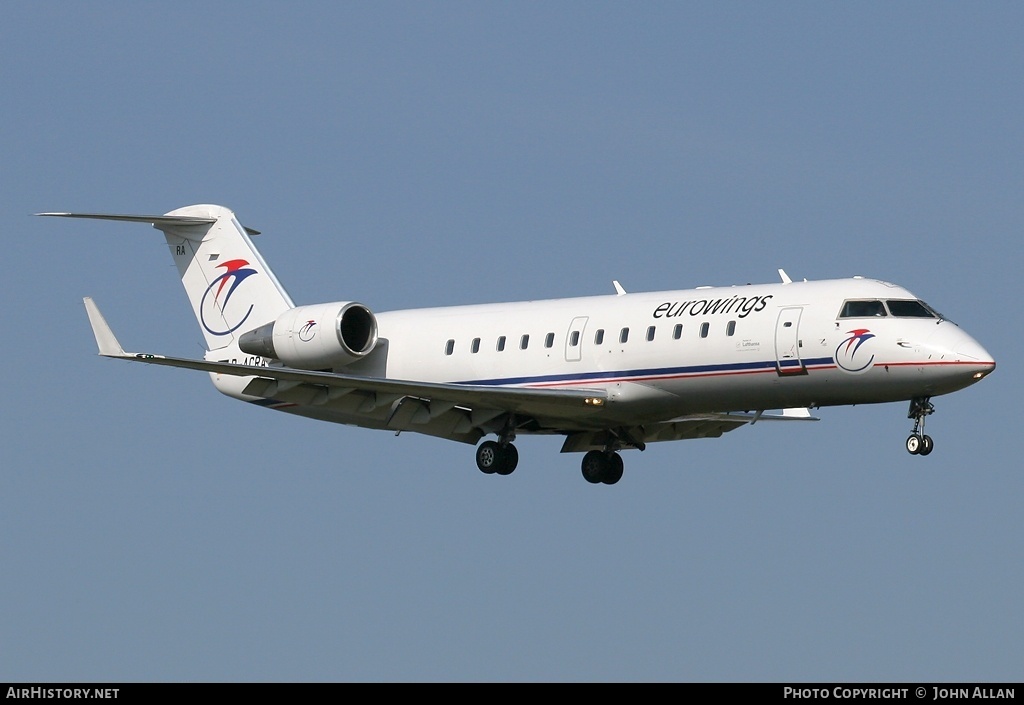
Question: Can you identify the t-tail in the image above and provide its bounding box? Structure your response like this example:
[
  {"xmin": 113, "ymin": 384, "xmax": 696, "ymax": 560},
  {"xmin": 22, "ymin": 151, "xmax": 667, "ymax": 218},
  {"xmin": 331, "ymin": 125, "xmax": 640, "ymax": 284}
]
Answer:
[{"xmin": 38, "ymin": 204, "xmax": 294, "ymax": 361}]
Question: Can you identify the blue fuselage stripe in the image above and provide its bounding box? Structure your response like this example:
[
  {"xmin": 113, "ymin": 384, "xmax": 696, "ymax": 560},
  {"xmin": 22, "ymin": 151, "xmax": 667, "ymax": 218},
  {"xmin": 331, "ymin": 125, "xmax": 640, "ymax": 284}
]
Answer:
[{"xmin": 456, "ymin": 356, "xmax": 836, "ymax": 387}]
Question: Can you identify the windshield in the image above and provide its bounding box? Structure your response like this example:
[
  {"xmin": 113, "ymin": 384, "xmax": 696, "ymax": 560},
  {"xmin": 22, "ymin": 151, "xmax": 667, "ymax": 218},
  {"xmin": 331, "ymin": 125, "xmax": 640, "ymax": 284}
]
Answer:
[
  {"xmin": 839, "ymin": 300, "xmax": 887, "ymax": 318},
  {"xmin": 886, "ymin": 300, "xmax": 936, "ymax": 318},
  {"xmin": 839, "ymin": 299, "xmax": 948, "ymax": 321}
]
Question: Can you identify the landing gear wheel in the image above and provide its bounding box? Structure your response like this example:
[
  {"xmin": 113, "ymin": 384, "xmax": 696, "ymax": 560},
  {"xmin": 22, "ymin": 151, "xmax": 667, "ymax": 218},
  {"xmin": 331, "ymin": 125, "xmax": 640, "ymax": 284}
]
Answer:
[
  {"xmin": 602, "ymin": 452, "xmax": 624, "ymax": 485},
  {"xmin": 496, "ymin": 444, "xmax": 518, "ymax": 475},
  {"xmin": 476, "ymin": 440, "xmax": 502, "ymax": 474},
  {"xmin": 906, "ymin": 434, "xmax": 921, "ymax": 455},
  {"xmin": 906, "ymin": 396, "xmax": 936, "ymax": 457},
  {"xmin": 919, "ymin": 435, "xmax": 934, "ymax": 456},
  {"xmin": 581, "ymin": 450, "xmax": 624, "ymax": 484},
  {"xmin": 476, "ymin": 440, "xmax": 518, "ymax": 475},
  {"xmin": 581, "ymin": 450, "xmax": 607, "ymax": 484}
]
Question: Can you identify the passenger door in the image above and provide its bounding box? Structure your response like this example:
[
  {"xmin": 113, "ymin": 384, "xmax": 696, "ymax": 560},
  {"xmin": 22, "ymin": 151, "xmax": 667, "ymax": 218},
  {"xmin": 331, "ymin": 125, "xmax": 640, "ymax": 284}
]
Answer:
[{"xmin": 774, "ymin": 307, "xmax": 807, "ymax": 375}]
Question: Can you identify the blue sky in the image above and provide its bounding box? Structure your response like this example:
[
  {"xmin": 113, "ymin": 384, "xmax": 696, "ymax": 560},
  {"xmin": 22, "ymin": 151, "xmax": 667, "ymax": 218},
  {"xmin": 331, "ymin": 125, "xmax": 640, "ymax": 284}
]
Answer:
[{"xmin": 2, "ymin": 2, "xmax": 1021, "ymax": 682}]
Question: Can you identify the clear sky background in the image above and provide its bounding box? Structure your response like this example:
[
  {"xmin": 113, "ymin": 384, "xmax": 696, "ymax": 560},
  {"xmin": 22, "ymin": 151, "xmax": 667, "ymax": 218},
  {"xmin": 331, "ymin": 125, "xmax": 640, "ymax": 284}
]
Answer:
[{"xmin": 2, "ymin": 2, "xmax": 1021, "ymax": 682}]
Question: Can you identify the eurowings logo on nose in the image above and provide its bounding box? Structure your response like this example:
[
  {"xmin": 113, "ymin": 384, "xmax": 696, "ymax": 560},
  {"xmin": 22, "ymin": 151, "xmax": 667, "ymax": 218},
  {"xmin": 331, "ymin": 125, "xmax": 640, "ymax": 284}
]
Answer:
[
  {"xmin": 200, "ymin": 259, "xmax": 258, "ymax": 336},
  {"xmin": 836, "ymin": 328, "xmax": 876, "ymax": 372}
]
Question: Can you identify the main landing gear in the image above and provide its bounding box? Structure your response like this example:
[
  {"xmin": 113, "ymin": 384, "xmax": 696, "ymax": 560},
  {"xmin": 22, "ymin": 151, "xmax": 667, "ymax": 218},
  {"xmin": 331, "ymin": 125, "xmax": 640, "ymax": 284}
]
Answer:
[
  {"xmin": 476, "ymin": 419, "xmax": 635, "ymax": 484},
  {"xmin": 475, "ymin": 440, "xmax": 519, "ymax": 475},
  {"xmin": 475, "ymin": 415, "xmax": 520, "ymax": 475},
  {"xmin": 475, "ymin": 443, "xmax": 627, "ymax": 484},
  {"xmin": 906, "ymin": 396, "xmax": 935, "ymax": 456},
  {"xmin": 580, "ymin": 428, "xmax": 643, "ymax": 485},
  {"xmin": 581, "ymin": 450, "xmax": 624, "ymax": 485}
]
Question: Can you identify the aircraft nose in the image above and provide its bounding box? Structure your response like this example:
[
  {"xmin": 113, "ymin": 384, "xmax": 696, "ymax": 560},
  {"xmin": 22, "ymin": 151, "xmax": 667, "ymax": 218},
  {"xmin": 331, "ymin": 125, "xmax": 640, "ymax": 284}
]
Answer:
[
  {"xmin": 961, "ymin": 338, "xmax": 996, "ymax": 368},
  {"xmin": 929, "ymin": 323, "xmax": 996, "ymax": 382}
]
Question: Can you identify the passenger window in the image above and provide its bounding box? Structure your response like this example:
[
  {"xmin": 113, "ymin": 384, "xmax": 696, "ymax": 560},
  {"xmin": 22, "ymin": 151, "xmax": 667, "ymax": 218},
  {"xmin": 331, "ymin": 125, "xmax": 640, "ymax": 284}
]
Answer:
[
  {"xmin": 840, "ymin": 300, "xmax": 887, "ymax": 318},
  {"xmin": 646, "ymin": 326, "xmax": 656, "ymax": 342},
  {"xmin": 520, "ymin": 334, "xmax": 529, "ymax": 350},
  {"xmin": 496, "ymin": 336, "xmax": 506, "ymax": 352},
  {"xmin": 471, "ymin": 338, "xmax": 480, "ymax": 354},
  {"xmin": 620, "ymin": 327, "xmax": 629, "ymax": 344},
  {"xmin": 700, "ymin": 322, "xmax": 709, "ymax": 338},
  {"xmin": 595, "ymin": 329, "xmax": 605, "ymax": 345},
  {"xmin": 726, "ymin": 321, "xmax": 736, "ymax": 336},
  {"xmin": 445, "ymin": 339, "xmax": 455, "ymax": 355},
  {"xmin": 570, "ymin": 330, "xmax": 580, "ymax": 347},
  {"xmin": 673, "ymin": 324, "xmax": 683, "ymax": 340},
  {"xmin": 545, "ymin": 332, "xmax": 555, "ymax": 348}
]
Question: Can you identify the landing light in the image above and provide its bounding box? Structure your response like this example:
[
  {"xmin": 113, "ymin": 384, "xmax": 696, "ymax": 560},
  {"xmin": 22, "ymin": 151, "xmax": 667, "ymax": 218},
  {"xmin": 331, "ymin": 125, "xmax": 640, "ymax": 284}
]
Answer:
[
  {"xmin": 584, "ymin": 397, "xmax": 605, "ymax": 406},
  {"xmin": 973, "ymin": 370, "xmax": 990, "ymax": 380}
]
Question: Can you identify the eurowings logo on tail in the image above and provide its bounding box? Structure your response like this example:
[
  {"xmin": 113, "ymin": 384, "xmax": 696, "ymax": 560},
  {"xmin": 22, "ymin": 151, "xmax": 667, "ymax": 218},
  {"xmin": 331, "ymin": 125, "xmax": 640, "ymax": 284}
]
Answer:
[
  {"xmin": 836, "ymin": 328, "xmax": 876, "ymax": 372},
  {"xmin": 200, "ymin": 259, "xmax": 258, "ymax": 336}
]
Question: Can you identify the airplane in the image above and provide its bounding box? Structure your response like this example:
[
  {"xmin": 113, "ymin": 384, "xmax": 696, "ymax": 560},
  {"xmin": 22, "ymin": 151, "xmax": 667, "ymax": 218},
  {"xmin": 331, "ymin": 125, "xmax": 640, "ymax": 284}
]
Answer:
[{"xmin": 40, "ymin": 204, "xmax": 996, "ymax": 485}]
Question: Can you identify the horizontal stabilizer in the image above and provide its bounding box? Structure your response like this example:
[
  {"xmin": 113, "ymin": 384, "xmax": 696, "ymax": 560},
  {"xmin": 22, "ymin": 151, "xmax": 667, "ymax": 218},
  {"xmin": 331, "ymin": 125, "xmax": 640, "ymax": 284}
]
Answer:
[
  {"xmin": 36, "ymin": 211, "xmax": 260, "ymax": 236},
  {"xmin": 37, "ymin": 212, "xmax": 216, "ymax": 227}
]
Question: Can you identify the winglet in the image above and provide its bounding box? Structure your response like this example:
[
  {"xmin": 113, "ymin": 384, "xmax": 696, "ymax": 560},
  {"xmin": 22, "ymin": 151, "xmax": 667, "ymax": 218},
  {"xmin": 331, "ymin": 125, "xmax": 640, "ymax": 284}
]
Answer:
[
  {"xmin": 778, "ymin": 269, "xmax": 793, "ymax": 284},
  {"xmin": 83, "ymin": 297, "xmax": 127, "ymax": 357},
  {"xmin": 613, "ymin": 280, "xmax": 627, "ymax": 296}
]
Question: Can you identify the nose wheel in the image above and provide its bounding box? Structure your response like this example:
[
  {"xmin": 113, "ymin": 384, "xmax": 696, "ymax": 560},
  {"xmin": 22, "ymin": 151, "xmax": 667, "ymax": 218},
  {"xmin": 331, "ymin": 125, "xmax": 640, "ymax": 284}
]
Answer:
[
  {"xmin": 905, "ymin": 433, "xmax": 933, "ymax": 455},
  {"xmin": 906, "ymin": 397, "xmax": 935, "ymax": 456}
]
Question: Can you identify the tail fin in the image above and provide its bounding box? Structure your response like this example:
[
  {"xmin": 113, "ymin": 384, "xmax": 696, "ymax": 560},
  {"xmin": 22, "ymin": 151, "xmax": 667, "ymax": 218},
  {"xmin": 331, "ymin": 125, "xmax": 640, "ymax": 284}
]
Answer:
[
  {"xmin": 160, "ymin": 205, "xmax": 293, "ymax": 351},
  {"xmin": 40, "ymin": 204, "xmax": 294, "ymax": 352}
]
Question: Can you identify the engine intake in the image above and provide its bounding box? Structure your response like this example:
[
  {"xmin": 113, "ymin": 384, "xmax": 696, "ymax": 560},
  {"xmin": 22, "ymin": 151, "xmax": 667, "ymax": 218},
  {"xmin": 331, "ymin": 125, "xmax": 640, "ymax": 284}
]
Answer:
[{"xmin": 238, "ymin": 301, "xmax": 378, "ymax": 369}]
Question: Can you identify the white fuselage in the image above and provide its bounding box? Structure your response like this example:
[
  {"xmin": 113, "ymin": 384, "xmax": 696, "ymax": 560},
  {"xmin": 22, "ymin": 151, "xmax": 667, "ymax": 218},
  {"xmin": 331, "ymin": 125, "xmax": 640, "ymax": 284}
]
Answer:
[{"xmin": 370, "ymin": 276, "xmax": 993, "ymax": 425}]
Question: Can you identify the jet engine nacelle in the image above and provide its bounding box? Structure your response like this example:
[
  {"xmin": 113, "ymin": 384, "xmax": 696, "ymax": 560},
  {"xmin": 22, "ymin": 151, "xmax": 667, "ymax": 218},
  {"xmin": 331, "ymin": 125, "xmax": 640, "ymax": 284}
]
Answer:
[{"xmin": 238, "ymin": 301, "xmax": 378, "ymax": 370}]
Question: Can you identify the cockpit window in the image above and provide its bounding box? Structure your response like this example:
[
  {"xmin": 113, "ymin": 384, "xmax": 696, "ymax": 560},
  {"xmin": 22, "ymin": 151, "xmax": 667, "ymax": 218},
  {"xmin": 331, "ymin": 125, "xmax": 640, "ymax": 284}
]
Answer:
[
  {"xmin": 839, "ymin": 300, "xmax": 887, "ymax": 318},
  {"xmin": 920, "ymin": 300, "xmax": 948, "ymax": 320},
  {"xmin": 840, "ymin": 298, "xmax": 947, "ymax": 321},
  {"xmin": 886, "ymin": 300, "xmax": 938, "ymax": 318}
]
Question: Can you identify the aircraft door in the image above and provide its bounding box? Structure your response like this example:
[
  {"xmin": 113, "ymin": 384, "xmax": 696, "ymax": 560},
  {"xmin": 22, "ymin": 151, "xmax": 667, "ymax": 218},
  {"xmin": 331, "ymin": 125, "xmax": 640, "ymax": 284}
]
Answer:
[
  {"xmin": 565, "ymin": 316, "xmax": 588, "ymax": 362},
  {"xmin": 774, "ymin": 307, "xmax": 807, "ymax": 376}
]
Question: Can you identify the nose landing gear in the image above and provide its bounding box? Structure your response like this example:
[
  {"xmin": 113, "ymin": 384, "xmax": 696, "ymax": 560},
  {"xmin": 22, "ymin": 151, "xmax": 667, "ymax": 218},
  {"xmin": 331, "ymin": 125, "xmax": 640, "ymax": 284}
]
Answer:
[{"xmin": 906, "ymin": 396, "xmax": 935, "ymax": 456}]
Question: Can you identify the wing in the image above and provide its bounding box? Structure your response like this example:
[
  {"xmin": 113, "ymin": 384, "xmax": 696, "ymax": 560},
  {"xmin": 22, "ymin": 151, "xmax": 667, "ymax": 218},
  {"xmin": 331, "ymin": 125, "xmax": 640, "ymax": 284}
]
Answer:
[
  {"xmin": 84, "ymin": 298, "xmax": 609, "ymax": 445},
  {"xmin": 558, "ymin": 408, "xmax": 817, "ymax": 452}
]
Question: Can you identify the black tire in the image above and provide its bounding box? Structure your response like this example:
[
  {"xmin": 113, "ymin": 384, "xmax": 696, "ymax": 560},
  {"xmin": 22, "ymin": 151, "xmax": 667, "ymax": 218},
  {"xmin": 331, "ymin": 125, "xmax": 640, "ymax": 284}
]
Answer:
[
  {"xmin": 476, "ymin": 440, "xmax": 502, "ymax": 474},
  {"xmin": 496, "ymin": 443, "xmax": 518, "ymax": 475},
  {"xmin": 906, "ymin": 434, "xmax": 921, "ymax": 455},
  {"xmin": 602, "ymin": 452, "xmax": 624, "ymax": 485},
  {"xmin": 581, "ymin": 450, "xmax": 606, "ymax": 484},
  {"xmin": 919, "ymin": 435, "xmax": 934, "ymax": 456}
]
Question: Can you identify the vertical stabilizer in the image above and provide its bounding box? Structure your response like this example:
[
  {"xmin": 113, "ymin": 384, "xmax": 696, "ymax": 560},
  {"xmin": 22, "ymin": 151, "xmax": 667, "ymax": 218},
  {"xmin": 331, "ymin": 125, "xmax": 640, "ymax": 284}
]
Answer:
[
  {"xmin": 38, "ymin": 205, "xmax": 294, "ymax": 353},
  {"xmin": 156, "ymin": 205, "xmax": 293, "ymax": 351}
]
